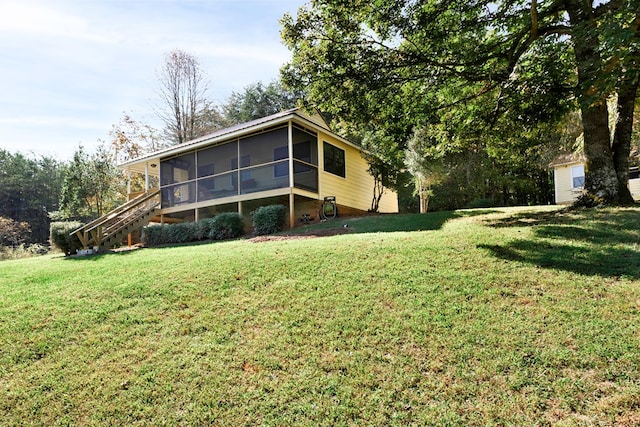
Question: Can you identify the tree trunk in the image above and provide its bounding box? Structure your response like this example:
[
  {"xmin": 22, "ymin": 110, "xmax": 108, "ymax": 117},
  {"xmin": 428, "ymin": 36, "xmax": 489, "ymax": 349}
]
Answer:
[
  {"xmin": 370, "ymin": 174, "xmax": 384, "ymax": 212},
  {"xmin": 612, "ymin": 75, "xmax": 639, "ymax": 205},
  {"xmin": 611, "ymin": 9, "xmax": 640, "ymax": 205},
  {"xmin": 419, "ymin": 185, "xmax": 429, "ymax": 213},
  {"xmin": 581, "ymin": 100, "xmax": 619, "ymax": 201},
  {"xmin": 566, "ymin": 1, "xmax": 620, "ymax": 203}
]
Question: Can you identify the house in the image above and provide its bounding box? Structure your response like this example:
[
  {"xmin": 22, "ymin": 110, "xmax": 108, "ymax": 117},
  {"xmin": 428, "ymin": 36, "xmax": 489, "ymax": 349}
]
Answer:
[
  {"xmin": 550, "ymin": 153, "xmax": 640, "ymax": 204},
  {"xmin": 73, "ymin": 109, "xmax": 398, "ymax": 251}
]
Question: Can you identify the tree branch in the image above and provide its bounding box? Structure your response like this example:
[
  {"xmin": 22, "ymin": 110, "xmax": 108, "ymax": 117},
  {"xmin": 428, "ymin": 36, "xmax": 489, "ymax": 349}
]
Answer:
[
  {"xmin": 531, "ymin": 0, "xmax": 539, "ymax": 39},
  {"xmin": 594, "ymin": 0, "xmax": 622, "ymax": 18}
]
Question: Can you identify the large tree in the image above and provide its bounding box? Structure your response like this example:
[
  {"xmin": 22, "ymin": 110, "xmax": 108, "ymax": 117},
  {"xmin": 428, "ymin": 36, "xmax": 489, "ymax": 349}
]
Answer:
[
  {"xmin": 0, "ymin": 150, "xmax": 64, "ymax": 243},
  {"xmin": 59, "ymin": 145, "xmax": 125, "ymax": 221},
  {"xmin": 281, "ymin": 0, "xmax": 640, "ymax": 205},
  {"xmin": 156, "ymin": 49, "xmax": 211, "ymax": 145},
  {"xmin": 221, "ymin": 80, "xmax": 300, "ymax": 125}
]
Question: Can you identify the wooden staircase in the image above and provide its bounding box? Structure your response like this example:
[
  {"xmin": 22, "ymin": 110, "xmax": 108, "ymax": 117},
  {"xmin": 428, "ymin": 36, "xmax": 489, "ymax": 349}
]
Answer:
[{"xmin": 71, "ymin": 189, "xmax": 161, "ymax": 252}]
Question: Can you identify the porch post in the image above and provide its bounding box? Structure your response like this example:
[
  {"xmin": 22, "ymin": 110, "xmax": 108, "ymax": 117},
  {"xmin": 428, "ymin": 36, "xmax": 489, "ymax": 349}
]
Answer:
[
  {"xmin": 289, "ymin": 192, "xmax": 295, "ymax": 229},
  {"xmin": 288, "ymin": 121, "xmax": 296, "ymax": 229},
  {"xmin": 288, "ymin": 121, "xmax": 294, "ymax": 188},
  {"xmin": 127, "ymin": 171, "xmax": 132, "ymax": 247},
  {"xmin": 144, "ymin": 164, "xmax": 150, "ymax": 191}
]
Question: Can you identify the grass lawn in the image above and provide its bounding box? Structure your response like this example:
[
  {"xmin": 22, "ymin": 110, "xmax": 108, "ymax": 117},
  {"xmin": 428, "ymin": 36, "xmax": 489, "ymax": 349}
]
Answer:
[{"xmin": 1, "ymin": 206, "xmax": 639, "ymax": 426}]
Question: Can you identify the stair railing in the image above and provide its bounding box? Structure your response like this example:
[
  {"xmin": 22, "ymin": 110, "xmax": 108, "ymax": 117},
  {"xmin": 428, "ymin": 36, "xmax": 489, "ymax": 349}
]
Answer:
[{"xmin": 71, "ymin": 189, "xmax": 160, "ymax": 250}]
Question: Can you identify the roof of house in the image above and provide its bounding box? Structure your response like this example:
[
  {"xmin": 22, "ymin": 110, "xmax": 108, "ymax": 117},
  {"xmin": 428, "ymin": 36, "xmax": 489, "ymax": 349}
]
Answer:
[{"xmin": 119, "ymin": 108, "xmax": 352, "ymax": 175}]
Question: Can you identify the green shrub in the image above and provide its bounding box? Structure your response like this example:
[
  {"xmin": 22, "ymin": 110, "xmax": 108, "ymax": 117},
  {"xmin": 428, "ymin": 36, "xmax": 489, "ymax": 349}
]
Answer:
[
  {"xmin": 50, "ymin": 221, "xmax": 84, "ymax": 255},
  {"xmin": 252, "ymin": 204, "xmax": 287, "ymax": 236},
  {"xmin": 143, "ymin": 214, "xmax": 245, "ymax": 246},
  {"xmin": 0, "ymin": 243, "xmax": 49, "ymax": 261},
  {"xmin": 142, "ymin": 225, "xmax": 164, "ymax": 246},
  {"xmin": 142, "ymin": 223, "xmax": 193, "ymax": 246},
  {"xmin": 195, "ymin": 218, "xmax": 217, "ymax": 240},
  {"xmin": 208, "ymin": 213, "xmax": 244, "ymax": 240},
  {"xmin": 573, "ymin": 191, "xmax": 605, "ymax": 208},
  {"xmin": 166, "ymin": 222, "xmax": 195, "ymax": 243},
  {"xmin": 0, "ymin": 216, "xmax": 31, "ymax": 247}
]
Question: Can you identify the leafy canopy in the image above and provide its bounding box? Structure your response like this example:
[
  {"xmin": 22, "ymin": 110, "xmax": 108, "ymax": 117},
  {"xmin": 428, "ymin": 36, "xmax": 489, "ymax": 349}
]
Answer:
[{"xmin": 282, "ymin": 0, "xmax": 640, "ymax": 204}]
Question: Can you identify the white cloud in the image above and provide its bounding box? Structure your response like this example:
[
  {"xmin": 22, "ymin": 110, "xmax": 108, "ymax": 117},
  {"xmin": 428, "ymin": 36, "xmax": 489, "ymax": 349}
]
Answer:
[
  {"xmin": 0, "ymin": 0, "xmax": 304, "ymax": 160},
  {"xmin": 0, "ymin": 115, "xmax": 105, "ymax": 129},
  {"xmin": 0, "ymin": 1, "xmax": 117, "ymax": 45}
]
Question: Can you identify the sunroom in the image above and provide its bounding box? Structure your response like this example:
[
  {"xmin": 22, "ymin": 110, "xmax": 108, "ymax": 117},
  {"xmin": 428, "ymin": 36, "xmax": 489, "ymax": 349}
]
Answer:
[{"xmin": 119, "ymin": 109, "xmax": 397, "ymax": 229}]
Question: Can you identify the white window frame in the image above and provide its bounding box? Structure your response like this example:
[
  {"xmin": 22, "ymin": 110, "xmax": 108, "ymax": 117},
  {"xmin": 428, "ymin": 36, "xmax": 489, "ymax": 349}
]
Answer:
[{"xmin": 571, "ymin": 165, "xmax": 585, "ymax": 189}]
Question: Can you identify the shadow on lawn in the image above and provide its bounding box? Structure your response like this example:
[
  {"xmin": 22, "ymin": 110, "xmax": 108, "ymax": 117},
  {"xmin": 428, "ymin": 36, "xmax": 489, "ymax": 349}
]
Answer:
[
  {"xmin": 62, "ymin": 248, "xmax": 142, "ymax": 261},
  {"xmin": 65, "ymin": 210, "xmax": 501, "ymax": 259},
  {"xmin": 309, "ymin": 209, "xmax": 501, "ymax": 234},
  {"xmin": 479, "ymin": 208, "xmax": 640, "ymax": 279}
]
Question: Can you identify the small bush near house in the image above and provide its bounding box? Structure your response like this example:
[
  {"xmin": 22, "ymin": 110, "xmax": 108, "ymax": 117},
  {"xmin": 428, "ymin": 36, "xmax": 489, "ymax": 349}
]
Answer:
[
  {"xmin": 574, "ymin": 191, "xmax": 605, "ymax": 208},
  {"xmin": 165, "ymin": 222, "xmax": 196, "ymax": 244},
  {"xmin": 208, "ymin": 212, "xmax": 244, "ymax": 240},
  {"xmin": 141, "ymin": 225, "xmax": 165, "ymax": 246},
  {"xmin": 195, "ymin": 218, "xmax": 217, "ymax": 240},
  {"xmin": 50, "ymin": 221, "xmax": 84, "ymax": 255},
  {"xmin": 252, "ymin": 204, "xmax": 287, "ymax": 236}
]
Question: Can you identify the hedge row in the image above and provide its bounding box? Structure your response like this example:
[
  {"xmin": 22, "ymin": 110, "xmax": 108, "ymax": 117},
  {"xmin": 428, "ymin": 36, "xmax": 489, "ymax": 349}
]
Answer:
[{"xmin": 143, "ymin": 212, "xmax": 245, "ymax": 246}]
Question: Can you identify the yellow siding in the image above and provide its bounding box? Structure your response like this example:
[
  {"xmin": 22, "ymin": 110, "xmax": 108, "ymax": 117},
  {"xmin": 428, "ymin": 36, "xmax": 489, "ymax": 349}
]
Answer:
[
  {"xmin": 318, "ymin": 131, "xmax": 398, "ymax": 213},
  {"xmin": 555, "ymin": 161, "xmax": 640, "ymax": 203},
  {"xmin": 630, "ymin": 178, "xmax": 640, "ymax": 200},
  {"xmin": 554, "ymin": 163, "xmax": 581, "ymax": 204}
]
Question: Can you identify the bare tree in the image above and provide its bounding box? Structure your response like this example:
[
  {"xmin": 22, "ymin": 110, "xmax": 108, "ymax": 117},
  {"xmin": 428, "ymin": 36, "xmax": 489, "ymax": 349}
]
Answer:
[{"xmin": 156, "ymin": 49, "xmax": 209, "ymax": 145}]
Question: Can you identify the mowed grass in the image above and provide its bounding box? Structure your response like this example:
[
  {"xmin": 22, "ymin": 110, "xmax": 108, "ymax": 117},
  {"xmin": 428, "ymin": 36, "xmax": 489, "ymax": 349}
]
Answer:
[{"xmin": 1, "ymin": 206, "xmax": 640, "ymax": 426}]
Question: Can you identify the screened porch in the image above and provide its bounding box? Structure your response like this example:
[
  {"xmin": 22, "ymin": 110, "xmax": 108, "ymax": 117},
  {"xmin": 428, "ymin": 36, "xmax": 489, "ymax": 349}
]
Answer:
[{"xmin": 159, "ymin": 124, "xmax": 319, "ymax": 209}]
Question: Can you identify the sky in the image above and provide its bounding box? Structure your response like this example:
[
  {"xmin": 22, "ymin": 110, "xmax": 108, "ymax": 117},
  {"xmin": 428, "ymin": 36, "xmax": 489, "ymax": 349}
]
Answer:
[{"xmin": 0, "ymin": 0, "xmax": 306, "ymax": 160}]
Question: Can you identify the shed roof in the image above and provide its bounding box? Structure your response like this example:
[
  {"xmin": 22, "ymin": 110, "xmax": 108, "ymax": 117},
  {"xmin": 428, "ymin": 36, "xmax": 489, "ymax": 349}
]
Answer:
[{"xmin": 549, "ymin": 152, "xmax": 586, "ymax": 168}]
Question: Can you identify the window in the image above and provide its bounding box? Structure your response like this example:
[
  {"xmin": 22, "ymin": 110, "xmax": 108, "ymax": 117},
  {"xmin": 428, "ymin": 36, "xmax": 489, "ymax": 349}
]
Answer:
[
  {"xmin": 323, "ymin": 142, "xmax": 345, "ymax": 178},
  {"xmin": 239, "ymin": 127, "xmax": 288, "ymax": 166},
  {"xmin": 230, "ymin": 155, "xmax": 251, "ymax": 170},
  {"xmin": 572, "ymin": 165, "xmax": 585, "ymax": 188},
  {"xmin": 293, "ymin": 127, "xmax": 317, "ymax": 166},
  {"xmin": 273, "ymin": 146, "xmax": 288, "ymax": 178},
  {"xmin": 160, "ymin": 153, "xmax": 196, "ymax": 186},
  {"xmin": 231, "ymin": 156, "xmax": 251, "ymax": 186}
]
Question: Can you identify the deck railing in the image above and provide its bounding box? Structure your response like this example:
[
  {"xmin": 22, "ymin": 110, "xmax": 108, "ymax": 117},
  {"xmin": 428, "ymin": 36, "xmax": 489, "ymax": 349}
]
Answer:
[{"xmin": 71, "ymin": 189, "xmax": 160, "ymax": 250}]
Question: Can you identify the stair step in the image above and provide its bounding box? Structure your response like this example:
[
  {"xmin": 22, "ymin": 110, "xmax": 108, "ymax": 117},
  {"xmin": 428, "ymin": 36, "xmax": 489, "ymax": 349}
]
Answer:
[{"xmin": 72, "ymin": 190, "xmax": 161, "ymax": 252}]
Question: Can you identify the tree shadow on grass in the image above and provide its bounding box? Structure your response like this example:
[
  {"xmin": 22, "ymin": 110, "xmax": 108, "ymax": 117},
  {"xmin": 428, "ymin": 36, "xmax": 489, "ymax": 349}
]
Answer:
[
  {"xmin": 479, "ymin": 240, "xmax": 640, "ymax": 279},
  {"xmin": 62, "ymin": 239, "xmax": 239, "ymax": 261},
  {"xmin": 62, "ymin": 248, "xmax": 142, "ymax": 261},
  {"xmin": 479, "ymin": 208, "xmax": 640, "ymax": 279},
  {"xmin": 305, "ymin": 209, "xmax": 502, "ymax": 235}
]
